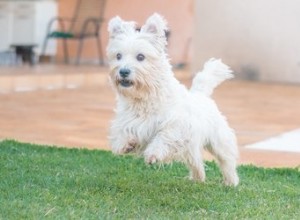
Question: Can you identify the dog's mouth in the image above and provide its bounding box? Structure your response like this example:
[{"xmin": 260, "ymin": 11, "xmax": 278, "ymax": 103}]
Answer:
[{"xmin": 118, "ymin": 79, "xmax": 134, "ymax": 88}]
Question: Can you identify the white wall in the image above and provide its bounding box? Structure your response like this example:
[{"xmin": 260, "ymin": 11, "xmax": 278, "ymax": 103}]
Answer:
[
  {"xmin": 194, "ymin": 0, "xmax": 300, "ymax": 83},
  {"xmin": 0, "ymin": 0, "xmax": 57, "ymax": 55}
]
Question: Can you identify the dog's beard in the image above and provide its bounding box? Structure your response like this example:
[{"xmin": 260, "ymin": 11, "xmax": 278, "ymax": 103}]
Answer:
[{"xmin": 111, "ymin": 71, "xmax": 158, "ymax": 99}]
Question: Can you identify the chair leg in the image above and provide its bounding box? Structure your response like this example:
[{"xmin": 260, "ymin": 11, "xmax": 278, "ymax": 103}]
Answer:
[
  {"xmin": 40, "ymin": 36, "xmax": 50, "ymax": 62},
  {"xmin": 76, "ymin": 38, "xmax": 84, "ymax": 65},
  {"xmin": 63, "ymin": 38, "xmax": 69, "ymax": 64},
  {"xmin": 95, "ymin": 35, "xmax": 103, "ymax": 65},
  {"xmin": 41, "ymin": 36, "xmax": 49, "ymax": 55}
]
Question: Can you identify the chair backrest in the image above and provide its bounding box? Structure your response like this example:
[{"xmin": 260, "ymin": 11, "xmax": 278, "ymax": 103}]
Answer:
[{"xmin": 69, "ymin": 0, "xmax": 106, "ymax": 36}]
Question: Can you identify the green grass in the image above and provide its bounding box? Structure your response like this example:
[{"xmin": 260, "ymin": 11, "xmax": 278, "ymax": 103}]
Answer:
[{"xmin": 0, "ymin": 140, "xmax": 299, "ymax": 219}]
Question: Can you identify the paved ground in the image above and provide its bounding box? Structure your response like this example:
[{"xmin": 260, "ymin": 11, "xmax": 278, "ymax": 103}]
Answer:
[{"xmin": 0, "ymin": 66, "xmax": 299, "ymax": 167}]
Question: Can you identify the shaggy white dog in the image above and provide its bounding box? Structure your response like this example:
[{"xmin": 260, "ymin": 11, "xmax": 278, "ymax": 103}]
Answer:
[{"xmin": 106, "ymin": 13, "xmax": 239, "ymax": 186}]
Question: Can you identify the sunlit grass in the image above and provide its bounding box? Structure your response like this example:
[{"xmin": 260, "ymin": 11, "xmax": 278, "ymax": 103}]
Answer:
[{"xmin": 0, "ymin": 140, "xmax": 299, "ymax": 219}]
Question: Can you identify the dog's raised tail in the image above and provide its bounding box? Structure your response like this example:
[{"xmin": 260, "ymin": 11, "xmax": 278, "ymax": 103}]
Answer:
[{"xmin": 190, "ymin": 58, "xmax": 233, "ymax": 96}]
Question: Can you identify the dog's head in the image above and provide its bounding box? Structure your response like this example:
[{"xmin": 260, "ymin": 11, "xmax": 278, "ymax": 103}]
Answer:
[{"xmin": 106, "ymin": 13, "xmax": 170, "ymax": 99}]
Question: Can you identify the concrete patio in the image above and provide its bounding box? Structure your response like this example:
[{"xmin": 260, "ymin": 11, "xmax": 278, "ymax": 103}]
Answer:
[{"xmin": 0, "ymin": 65, "xmax": 299, "ymax": 167}]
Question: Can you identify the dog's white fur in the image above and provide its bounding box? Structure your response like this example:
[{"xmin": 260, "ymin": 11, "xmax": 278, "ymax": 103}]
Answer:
[{"xmin": 106, "ymin": 13, "xmax": 239, "ymax": 186}]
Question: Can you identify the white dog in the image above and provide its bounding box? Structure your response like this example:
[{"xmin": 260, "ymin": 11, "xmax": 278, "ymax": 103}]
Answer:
[{"xmin": 106, "ymin": 13, "xmax": 239, "ymax": 186}]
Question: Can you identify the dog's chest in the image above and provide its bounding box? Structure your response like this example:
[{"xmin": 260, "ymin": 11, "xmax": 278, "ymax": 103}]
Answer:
[
  {"xmin": 118, "ymin": 99, "xmax": 169, "ymax": 145},
  {"xmin": 117, "ymin": 102, "xmax": 162, "ymax": 145},
  {"xmin": 127, "ymin": 112, "xmax": 160, "ymax": 144}
]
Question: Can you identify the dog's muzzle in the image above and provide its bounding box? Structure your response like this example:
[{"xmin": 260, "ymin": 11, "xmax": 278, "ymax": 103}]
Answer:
[{"xmin": 118, "ymin": 68, "xmax": 133, "ymax": 87}]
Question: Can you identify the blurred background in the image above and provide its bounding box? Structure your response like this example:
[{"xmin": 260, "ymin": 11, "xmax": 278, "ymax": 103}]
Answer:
[
  {"xmin": 1, "ymin": 0, "xmax": 300, "ymax": 82},
  {"xmin": 0, "ymin": 0, "xmax": 299, "ymax": 166}
]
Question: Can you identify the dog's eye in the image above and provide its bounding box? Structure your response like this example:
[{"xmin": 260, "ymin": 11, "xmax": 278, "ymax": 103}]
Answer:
[
  {"xmin": 116, "ymin": 53, "xmax": 122, "ymax": 60},
  {"xmin": 136, "ymin": 53, "xmax": 145, "ymax": 61}
]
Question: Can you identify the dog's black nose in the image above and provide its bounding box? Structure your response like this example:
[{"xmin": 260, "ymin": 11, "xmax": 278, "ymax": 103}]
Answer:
[{"xmin": 119, "ymin": 68, "xmax": 131, "ymax": 78}]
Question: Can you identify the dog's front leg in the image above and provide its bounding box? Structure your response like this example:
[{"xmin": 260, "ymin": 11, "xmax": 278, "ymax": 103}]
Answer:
[
  {"xmin": 110, "ymin": 133, "xmax": 138, "ymax": 155},
  {"xmin": 144, "ymin": 133, "xmax": 171, "ymax": 164}
]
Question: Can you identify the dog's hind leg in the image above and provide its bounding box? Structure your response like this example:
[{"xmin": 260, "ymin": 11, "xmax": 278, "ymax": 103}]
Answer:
[
  {"xmin": 187, "ymin": 149, "xmax": 206, "ymax": 182},
  {"xmin": 207, "ymin": 127, "xmax": 239, "ymax": 186}
]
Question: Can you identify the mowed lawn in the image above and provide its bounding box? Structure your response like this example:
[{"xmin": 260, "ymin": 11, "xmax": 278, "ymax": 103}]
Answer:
[{"xmin": 0, "ymin": 140, "xmax": 299, "ymax": 219}]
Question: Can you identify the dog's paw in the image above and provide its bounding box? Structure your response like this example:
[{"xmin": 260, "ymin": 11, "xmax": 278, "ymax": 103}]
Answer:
[
  {"xmin": 145, "ymin": 155, "xmax": 158, "ymax": 165},
  {"xmin": 189, "ymin": 171, "xmax": 206, "ymax": 183},
  {"xmin": 224, "ymin": 175, "xmax": 239, "ymax": 187},
  {"xmin": 122, "ymin": 139, "xmax": 137, "ymax": 154},
  {"xmin": 111, "ymin": 139, "xmax": 137, "ymax": 155},
  {"xmin": 144, "ymin": 147, "xmax": 170, "ymax": 165}
]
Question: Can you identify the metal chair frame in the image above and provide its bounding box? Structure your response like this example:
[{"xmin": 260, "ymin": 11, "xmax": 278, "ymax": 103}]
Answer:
[{"xmin": 41, "ymin": 0, "xmax": 106, "ymax": 65}]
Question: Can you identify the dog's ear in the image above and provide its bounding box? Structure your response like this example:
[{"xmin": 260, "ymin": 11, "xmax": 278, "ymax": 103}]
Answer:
[
  {"xmin": 141, "ymin": 13, "xmax": 168, "ymax": 49},
  {"xmin": 108, "ymin": 16, "xmax": 136, "ymax": 38},
  {"xmin": 141, "ymin": 13, "xmax": 168, "ymax": 37}
]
